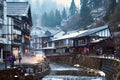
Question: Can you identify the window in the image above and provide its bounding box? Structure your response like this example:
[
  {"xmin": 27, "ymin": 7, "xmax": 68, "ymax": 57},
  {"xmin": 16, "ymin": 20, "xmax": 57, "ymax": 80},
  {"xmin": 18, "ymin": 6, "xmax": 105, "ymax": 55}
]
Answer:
[
  {"xmin": 78, "ymin": 39, "xmax": 86, "ymax": 45},
  {"xmin": 48, "ymin": 42, "xmax": 52, "ymax": 47}
]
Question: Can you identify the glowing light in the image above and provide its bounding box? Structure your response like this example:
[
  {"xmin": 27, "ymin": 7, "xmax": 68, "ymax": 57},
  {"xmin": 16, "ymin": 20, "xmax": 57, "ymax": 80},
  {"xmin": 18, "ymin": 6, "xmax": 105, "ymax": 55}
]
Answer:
[
  {"xmin": 14, "ymin": 75, "xmax": 18, "ymax": 78},
  {"xmin": 92, "ymin": 38, "xmax": 96, "ymax": 41},
  {"xmin": 24, "ymin": 73, "xmax": 29, "ymax": 76},
  {"xmin": 21, "ymin": 54, "xmax": 46, "ymax": 64},
  {"xmin": 74, "ymin": 64, "xmax": 80, "ymax": 67}
]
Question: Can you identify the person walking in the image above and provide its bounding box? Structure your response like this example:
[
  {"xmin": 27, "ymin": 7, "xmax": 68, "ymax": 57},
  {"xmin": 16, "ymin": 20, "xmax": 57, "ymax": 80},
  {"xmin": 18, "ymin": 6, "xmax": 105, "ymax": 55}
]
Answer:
[
  {"xmin": 18, "ymin": 53, "xmax": 22, "ymax": 64},
  {"xmin": 8, "ymin": 54, "xmax": 16, "ymax": 67}
]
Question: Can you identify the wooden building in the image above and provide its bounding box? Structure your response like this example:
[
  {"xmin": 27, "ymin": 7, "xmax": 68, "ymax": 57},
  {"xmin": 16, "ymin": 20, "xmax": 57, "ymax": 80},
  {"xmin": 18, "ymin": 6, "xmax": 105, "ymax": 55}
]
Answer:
[
  {"xmin": 73, "ymin": 25, "xmax": 113, "ymax": 55},
  {"xmin": 30, "ymin": 29, "xmax": 52, "ymax": 55},
  {"xmin": 43, "ymin": 25, "xmax": 114, "ymax": 57},
  {"xmin": 1, "ymin": 2, "xmax": 32, "ymax": 60},
  {"xmin": 0, "ymin": 0, "xmax": 7, "ymax": 62}
]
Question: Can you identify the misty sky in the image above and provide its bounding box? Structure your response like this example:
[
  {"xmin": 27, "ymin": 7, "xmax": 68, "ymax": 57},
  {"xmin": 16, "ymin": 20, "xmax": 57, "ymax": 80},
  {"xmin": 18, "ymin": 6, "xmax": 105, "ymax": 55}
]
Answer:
[
  {"xmin": 18, "ymin": 0, "xmax": 80, "ymax": 7},
  {"xmin": 7, "ymin": 0, "xmax": 80, "ymax": 26},
  {"xmin": 30, "ymin": 0, "xmax": 80, "ymax": 8},
  {"xmin": 7, "ymin": 0, "xmax": 80, "ymax": 12}
]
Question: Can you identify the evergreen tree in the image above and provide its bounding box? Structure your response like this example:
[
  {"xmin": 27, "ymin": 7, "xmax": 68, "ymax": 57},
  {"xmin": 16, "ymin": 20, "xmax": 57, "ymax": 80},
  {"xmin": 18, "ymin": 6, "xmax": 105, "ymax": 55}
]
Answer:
[
  {"xmin": 41, "ymin": 12, "xmax": 47, "ymax": 26},
  {"xmin": 104, "ymin": 0, "xmax": 117, "ymax": 21},
  {"xmin": 92, "ymin": 0, "xmax": 102, "ymax": 9},
  {"xmin": 80, "ymin": 0, "xmax": 93, "ymax": 28},
  {"xmin": 69, "ymin": 0, "xmax": 76, "ymax": 16},
  {"xmin": 80, "ymin": 0, "xmax": 84, "ymax": 5},
  {"xmin": 80, "ymin": 0, "xmax": 88, "ymax": 5},
  {"xmin": 55, "ymin": 9, "xmax": 62, "ymax": 26},
  {"xmin": 62, "ymin": 8, "xmax": 67, "ymax": 20},
  {"xmin": 110, "ymin": 4, "xmax": 120, "ymax": 32},
  {"xmin": 108, "ymin": 0, "xmax": 117, "ymax": 14},
  {"xmin": 47, "ymin": 10, "xmax": 55, "ymax": 27}
]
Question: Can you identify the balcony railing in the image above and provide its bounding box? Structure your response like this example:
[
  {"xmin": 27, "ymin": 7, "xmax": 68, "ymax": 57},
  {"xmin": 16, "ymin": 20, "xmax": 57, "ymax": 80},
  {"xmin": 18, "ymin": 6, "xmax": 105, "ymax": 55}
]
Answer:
[
  {"xmin": 22, "ymin": 27, "xmax": 30, "ymax": 34},
  {"xmin": 55, "ymin": 44, "xmax": 73, "ymax": 48},
  {"xmin": 13, "ymin": 36, "xmax": 22, "ymax": 43},
  {"xmin": 13, "ymin": 19, "xmax": 22, "ymax": 29},
  {"xmin": 0, "ymin": 38, "xmax": 7, "ymax": 44},
  {"xmin": 24, "ymin": 39, "xmax": 30, "ymax": 44}
]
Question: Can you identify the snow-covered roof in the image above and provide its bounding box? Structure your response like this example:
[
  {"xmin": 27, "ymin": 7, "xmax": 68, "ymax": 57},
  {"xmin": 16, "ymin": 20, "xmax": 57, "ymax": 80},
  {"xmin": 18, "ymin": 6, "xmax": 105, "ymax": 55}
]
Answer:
[
  {"xmin": 31, "ymin": 27, "xmax": 63, "ymax": 38},
  {"xmin": 76, "ymin": 25, "xmax": 109, "ymax": 38},
  {"xmin": 7, "ymin": 2, "xmax": 29, "ymax": 16},
  {"xmin": 54, "ymin": 25, "xmax": 109, "ymax": 41},
  {"xmin": 53, "ymin": 31, "xmax": 65, "ymax": 39},
  {"xmin": 54, "ymin": 30, "xmax": 87, "ymax": 40},
  {"xmin": 31, "ymin": 27, "xmax": 49, "ymax": 37}
]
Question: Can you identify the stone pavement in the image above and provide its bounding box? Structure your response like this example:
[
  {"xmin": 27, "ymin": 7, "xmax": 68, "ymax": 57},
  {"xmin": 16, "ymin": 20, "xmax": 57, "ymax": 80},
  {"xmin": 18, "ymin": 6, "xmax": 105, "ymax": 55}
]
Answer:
[
  {"xmin": 0, "ymin": 62, "xmax": 10, "ymax": 70},
  {"xmin": 0, "ymin": 62, "xmax": 6, "ymax": 70}
]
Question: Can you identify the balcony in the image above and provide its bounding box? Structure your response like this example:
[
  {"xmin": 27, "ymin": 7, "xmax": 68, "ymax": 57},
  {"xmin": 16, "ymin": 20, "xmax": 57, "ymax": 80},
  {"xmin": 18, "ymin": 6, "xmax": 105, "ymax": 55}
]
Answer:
[
  {"xmin": 24, "ymin": 39, "xmax": 30, "ymax": 45},
  {"xmin": 22, "ymin": 27, "xmax": 30, "ymax": 34},
  {"xmin": 13, "ymin": 19, "xmax": 22, "ymax": 30},
  {"xmin": 13, "ymin": 35, "xmax": 22, "ymax": 43},
  {"xmin": 55, "ymin": 44, "xmax": 73, "ymax": 48}
]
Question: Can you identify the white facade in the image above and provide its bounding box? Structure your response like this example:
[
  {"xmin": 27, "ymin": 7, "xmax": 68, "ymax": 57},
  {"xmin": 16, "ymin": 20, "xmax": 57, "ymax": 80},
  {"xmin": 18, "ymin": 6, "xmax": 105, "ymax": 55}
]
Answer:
[
  {"xmin": 0, "ymin": 0, "xmax": 5, "ymax": 62},
  {"xmin": 0, "ymin": 1, "xmax": 32, "ymax": 62},
  {"xmin": 0, "ymin": 38, "xmax": 7, "ymax": 62}
]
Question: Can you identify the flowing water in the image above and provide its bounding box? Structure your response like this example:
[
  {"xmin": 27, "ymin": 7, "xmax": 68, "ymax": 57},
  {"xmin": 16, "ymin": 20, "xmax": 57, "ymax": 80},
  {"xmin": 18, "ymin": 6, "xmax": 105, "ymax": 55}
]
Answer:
[
  {"xmin": 42, "ymin": 75, "xmax": 104, "ymax": 80},
  {"xmin": 42, "ymin": 62, "xmax": 105, "ymax": 80}
]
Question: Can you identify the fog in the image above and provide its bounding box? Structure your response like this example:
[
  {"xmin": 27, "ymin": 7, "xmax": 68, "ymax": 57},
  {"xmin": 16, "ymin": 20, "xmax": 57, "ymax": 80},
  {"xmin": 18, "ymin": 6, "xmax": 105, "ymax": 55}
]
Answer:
[{"xmin": 6, "ymin": 0, "xmax": 80, "ymax": 27}]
